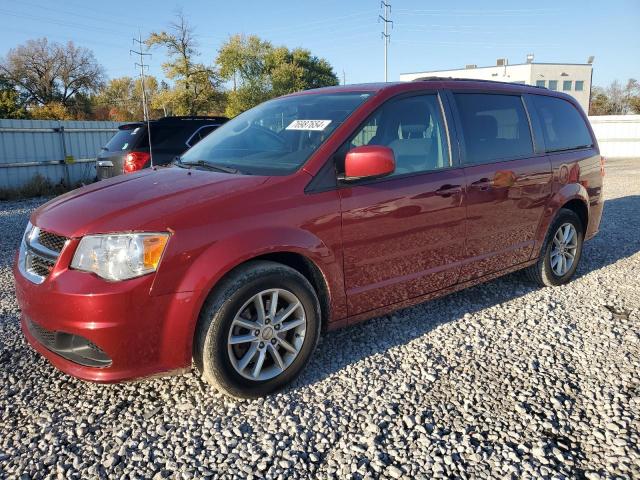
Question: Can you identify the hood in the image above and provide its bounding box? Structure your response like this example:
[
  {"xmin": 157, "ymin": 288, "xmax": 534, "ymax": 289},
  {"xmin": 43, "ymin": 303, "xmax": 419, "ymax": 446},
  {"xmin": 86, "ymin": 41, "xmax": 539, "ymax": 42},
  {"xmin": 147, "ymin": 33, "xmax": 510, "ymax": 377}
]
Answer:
[{"xmin": 32, "ymin": 167, "xmax": 269, "ymax": 237}]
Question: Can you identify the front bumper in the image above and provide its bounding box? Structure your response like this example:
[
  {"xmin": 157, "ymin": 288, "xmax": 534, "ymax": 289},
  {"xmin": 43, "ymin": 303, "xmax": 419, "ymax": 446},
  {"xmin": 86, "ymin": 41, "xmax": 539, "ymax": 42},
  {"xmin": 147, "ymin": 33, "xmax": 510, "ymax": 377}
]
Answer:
[{"xmin": 14, "ymin": 255, "xmax": 201, "ymax": 383}]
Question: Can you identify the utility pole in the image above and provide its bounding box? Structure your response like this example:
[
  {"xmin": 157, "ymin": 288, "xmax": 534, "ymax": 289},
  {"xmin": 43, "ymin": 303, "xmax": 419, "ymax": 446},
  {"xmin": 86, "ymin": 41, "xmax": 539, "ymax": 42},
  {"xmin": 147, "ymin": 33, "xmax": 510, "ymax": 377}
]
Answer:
[
  {"xmin": 342, "ymin": 70, "xmax": 346, "ymax": 85},
  {"xmin": 379, "ymin": 1, "xmax": 392, "ymax": 82},
  {"xmin": 130, "ymin": 32, "xmax": 153, "ymax": 167}
]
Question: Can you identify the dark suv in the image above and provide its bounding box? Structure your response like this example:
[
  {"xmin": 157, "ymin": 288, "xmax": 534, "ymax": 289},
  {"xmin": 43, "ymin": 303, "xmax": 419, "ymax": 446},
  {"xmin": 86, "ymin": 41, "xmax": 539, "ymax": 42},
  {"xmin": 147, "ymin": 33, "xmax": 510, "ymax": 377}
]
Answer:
[{"xmin": 96, "ymin": 116, "xmax": 228, "ymax": 179}]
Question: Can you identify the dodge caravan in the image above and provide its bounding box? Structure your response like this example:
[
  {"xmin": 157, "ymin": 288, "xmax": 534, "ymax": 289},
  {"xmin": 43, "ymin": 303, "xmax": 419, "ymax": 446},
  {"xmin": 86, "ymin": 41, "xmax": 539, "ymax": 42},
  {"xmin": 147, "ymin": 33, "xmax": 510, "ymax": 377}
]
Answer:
[{"xmin": 14, "ymin": 79, "xmax": 604, "ymax": 398}]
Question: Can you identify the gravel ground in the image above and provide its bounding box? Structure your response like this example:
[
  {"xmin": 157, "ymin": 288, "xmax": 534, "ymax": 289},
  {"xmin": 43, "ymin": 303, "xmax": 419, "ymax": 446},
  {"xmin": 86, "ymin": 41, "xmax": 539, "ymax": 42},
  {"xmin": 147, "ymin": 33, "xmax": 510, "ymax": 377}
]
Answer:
[{"xmin": 1, "ymin": 159, "xmax": 639, "ymax": 480}]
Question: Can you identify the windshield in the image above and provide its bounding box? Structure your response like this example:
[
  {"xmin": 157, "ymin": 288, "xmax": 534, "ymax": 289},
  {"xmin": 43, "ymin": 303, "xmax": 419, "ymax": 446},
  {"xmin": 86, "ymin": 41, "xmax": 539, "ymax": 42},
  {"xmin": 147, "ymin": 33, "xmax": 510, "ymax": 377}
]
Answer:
[{"xmin": 180, "ymin": 92, "xmax": 372, "ymax": 175}]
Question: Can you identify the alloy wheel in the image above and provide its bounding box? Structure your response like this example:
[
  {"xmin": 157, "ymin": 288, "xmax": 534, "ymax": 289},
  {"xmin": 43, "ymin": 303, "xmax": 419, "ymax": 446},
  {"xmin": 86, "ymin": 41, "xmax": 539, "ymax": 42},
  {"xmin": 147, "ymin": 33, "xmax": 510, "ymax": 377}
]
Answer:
[
  {"xmin": 227, "ymin": 288, "xmax": 307, "ymax": 381},
  {"xmin": 550, "ymin": 222, "xmax": 578, "ymax": 277}
]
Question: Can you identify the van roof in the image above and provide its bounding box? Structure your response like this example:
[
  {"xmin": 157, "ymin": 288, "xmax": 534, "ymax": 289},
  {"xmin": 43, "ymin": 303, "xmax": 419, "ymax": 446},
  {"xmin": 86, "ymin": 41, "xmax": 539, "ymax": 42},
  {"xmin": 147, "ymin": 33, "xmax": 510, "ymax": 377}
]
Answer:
[{"xmin": 289, "ymin": 78, "xmax": 575, "ymax": 100}]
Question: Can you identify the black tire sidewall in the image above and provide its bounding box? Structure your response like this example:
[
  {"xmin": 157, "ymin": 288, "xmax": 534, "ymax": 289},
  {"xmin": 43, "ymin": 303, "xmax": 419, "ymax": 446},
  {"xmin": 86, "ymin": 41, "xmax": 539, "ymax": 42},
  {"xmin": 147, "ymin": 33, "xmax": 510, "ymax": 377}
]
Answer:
[
  {"xmin": 199, "ymin": 265, "xmax": 320, "ymax": 398},
  {"xmin": 541, "ymin": 210, "xmax": 584, "ymax": 286}
]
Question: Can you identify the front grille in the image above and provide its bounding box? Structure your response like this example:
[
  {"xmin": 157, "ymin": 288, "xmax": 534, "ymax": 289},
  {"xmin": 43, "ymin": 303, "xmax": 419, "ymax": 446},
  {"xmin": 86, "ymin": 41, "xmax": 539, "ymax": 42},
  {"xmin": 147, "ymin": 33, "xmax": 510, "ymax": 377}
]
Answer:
[
  {"xmin": 29, "ymin": 255, "xmax": 55, "ymax": 277},
  {"xmin": 37, "ymin": 230, "xmax": 67, "ymax": 253},
  {"xmin": 19, "ymin": 225, "xmax": 69, "ymax": 284}
]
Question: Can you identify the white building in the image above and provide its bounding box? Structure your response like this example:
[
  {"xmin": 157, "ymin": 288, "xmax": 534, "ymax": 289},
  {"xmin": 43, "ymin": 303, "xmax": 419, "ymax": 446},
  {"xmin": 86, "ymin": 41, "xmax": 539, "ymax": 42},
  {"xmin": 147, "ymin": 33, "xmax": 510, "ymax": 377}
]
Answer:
[{"xmin": 400, "ymin": 57, "xmax": 594, "ymax": 112}]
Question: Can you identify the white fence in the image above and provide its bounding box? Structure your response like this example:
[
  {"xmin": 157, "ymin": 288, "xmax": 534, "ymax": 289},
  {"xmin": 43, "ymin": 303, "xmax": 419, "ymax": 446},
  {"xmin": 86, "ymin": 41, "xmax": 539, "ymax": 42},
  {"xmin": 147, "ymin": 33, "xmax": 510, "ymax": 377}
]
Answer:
[
  {"xmin": 588, "ymin": 115, "xmax": 640, "ymax": 159},
  {"xmin": 0, "ymin": 119, "xmax": 122, "ymax": 190}
]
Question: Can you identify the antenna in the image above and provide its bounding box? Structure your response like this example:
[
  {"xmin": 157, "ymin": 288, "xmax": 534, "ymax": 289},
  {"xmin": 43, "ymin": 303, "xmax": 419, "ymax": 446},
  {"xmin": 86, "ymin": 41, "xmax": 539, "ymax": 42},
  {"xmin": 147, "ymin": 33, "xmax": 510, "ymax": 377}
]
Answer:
[
  {"xmin": 379, "ymin": 1, "xmax": 392, "ymax": 82},
  {"xmin": 131, "ymin": 31, "xmax": 154, "ymax": 168}
]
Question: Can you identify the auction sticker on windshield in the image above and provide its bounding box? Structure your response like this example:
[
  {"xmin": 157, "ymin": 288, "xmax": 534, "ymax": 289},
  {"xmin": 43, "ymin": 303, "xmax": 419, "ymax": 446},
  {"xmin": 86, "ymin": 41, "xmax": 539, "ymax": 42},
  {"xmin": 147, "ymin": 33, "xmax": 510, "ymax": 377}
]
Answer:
[{"xmin": 286, "ymin": 119, "xmax": 332, "ymax": 131}]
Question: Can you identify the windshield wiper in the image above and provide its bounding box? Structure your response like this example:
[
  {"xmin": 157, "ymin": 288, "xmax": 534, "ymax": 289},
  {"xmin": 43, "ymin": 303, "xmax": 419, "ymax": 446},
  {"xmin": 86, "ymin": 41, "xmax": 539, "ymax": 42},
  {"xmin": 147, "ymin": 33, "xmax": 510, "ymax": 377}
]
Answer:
[{"xmin": 178, "ymin": 160, "xmax": 240, "ymax": 174}]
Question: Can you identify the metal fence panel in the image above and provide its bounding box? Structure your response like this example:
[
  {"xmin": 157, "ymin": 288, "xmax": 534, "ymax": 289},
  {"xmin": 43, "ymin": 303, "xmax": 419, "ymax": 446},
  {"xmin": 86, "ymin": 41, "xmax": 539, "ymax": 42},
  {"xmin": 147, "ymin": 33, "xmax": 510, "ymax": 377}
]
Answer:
[
  {"xmin": 588, "ymin": 115, "xmax": 640, "ymax": 158},
  {"xmin": 0, "ymin": 119, "xmax": 122, "ymax": 189}
]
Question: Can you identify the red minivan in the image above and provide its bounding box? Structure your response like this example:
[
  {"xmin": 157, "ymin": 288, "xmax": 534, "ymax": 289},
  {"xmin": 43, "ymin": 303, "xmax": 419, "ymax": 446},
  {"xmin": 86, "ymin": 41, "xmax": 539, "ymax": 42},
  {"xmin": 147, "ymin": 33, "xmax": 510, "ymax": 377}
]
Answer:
[{"xmin": 14, "ymin": 79, "xmax": 604, "ymax": 398}]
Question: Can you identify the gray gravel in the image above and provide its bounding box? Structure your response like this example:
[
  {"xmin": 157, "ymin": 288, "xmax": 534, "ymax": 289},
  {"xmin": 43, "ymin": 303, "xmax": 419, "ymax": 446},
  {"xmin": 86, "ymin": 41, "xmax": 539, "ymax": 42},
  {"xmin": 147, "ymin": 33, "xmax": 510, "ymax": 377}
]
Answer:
[{"xmin": 1, "ymin": 159, "xmax": 639, "ymax": 479}]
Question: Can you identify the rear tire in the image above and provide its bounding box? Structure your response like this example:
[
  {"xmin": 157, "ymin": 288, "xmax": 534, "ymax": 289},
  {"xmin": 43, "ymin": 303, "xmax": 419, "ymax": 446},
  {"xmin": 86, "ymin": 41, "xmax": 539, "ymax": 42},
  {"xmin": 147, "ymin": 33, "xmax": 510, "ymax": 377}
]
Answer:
[
  {"xmin": 525, "ymin": 208, "xmax": 584, "ymax": 287},
  {"xmin": 194, "ymin": 261, "xmax": 321, "ymax": 399}
]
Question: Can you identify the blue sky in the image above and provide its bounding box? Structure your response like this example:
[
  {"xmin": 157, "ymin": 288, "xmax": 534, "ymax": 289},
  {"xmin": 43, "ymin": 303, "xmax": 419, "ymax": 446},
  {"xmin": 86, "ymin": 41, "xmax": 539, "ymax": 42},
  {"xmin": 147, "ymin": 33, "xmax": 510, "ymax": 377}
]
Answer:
[{"xmin": 0, "ymin": 0, "xmax": 638, "ymax": 88}]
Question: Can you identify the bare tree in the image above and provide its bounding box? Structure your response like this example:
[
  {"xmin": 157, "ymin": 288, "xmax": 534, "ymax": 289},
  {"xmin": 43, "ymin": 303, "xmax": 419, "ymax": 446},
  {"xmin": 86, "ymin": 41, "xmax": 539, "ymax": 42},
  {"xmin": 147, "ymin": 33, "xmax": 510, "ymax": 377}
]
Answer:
[{"xmin": 0, "ymin": 38, "xmax": 104, "ymax": 107}]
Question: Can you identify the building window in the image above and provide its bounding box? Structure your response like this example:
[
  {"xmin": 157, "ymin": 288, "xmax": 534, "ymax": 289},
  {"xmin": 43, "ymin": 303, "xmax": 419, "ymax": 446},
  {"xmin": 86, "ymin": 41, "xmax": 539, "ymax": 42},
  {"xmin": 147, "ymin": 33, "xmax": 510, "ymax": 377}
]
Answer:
[
  {"xmin": 563, "ymin": 80, "xmax": 572, "ymax": 91},
  {"xmin": 536, "ymin": 80, "xmax": 546, "ymax": 87},
  {"xmin": 548, "ymin": 80, "xmax": 558, "ymax": 91},
  {"xmin": 512, "ymin": 81, "xmax": 525, "ymax": 84},
  {"xmin": 575, "ymin": 80, "xmax": 584, "ymax": 91}
]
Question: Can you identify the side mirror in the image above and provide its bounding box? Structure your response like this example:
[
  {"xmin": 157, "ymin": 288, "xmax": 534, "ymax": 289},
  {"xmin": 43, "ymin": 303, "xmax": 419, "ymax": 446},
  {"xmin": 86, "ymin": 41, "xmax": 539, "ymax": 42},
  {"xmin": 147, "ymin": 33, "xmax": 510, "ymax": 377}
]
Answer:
[{"xmin": 344, "ymin": 145, "xmax": 395, "ymax": 181}]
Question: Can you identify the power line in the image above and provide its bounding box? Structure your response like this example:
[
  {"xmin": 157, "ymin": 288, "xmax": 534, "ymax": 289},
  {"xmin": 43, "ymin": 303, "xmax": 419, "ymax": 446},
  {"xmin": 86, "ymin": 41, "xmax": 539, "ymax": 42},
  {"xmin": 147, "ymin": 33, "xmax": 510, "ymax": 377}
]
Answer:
[
  {"xmin": 379, "ymin": 1, "xmax": 393, "ymax": 82},
  {"xmin": 130, "ymin": 33, "xmax": 153, "ymax": 167}
]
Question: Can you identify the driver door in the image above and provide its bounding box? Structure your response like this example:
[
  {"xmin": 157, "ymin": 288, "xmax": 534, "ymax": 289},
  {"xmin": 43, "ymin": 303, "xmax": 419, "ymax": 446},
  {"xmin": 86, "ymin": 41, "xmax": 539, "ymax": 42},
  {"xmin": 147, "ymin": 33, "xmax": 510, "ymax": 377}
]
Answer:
[{"xmin": 338, "ymin": 93, "xmax": 467, "ymax": 316}]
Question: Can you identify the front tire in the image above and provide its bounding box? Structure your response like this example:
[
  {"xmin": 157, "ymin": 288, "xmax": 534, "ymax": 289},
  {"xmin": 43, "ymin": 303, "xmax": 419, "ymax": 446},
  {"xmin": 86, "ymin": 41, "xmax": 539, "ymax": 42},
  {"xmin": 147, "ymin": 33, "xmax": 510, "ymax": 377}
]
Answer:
[
  {"xmin": 194, "ymin": 261, "xmax": 321, "ymax": 398},
  {"xmin": 526, "ymin": 208, "xmax": 584, "ymax": 287}
]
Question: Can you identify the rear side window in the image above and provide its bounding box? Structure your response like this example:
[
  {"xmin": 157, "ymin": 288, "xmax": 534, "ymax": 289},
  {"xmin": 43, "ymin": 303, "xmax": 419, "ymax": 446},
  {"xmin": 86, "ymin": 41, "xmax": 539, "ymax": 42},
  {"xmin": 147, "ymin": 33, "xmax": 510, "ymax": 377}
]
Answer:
[
  {"xmin": 531, "ymin": 95, "xmax": 593, "ymax": 152},
  {"xmin": 453, "ymin": 93, "xmax": 533, "ymax": 164},
  {"xmin": 138, "ymin": 125, "xmax": 191, "ymax": 150}
]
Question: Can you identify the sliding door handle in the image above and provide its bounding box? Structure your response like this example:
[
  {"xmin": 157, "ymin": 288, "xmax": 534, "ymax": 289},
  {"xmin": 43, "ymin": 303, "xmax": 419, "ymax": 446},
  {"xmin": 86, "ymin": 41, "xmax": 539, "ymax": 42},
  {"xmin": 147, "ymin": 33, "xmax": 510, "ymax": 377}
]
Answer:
[
  {"xmin": 435, "ymin": 184, "xmax": 462, "ymax": 197},
  {"xmin": 470, "ymin": 178, "xmax": 492, "ymax": 190}
]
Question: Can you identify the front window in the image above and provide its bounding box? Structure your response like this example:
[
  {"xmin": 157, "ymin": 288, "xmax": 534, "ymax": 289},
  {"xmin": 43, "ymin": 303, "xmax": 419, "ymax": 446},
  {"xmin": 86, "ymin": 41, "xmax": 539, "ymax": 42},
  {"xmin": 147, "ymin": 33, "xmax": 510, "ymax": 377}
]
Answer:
[
  {"xmin": 575, "ymin": 80, "xmax": 584, "ymax": 91},
  {"xmin": 548, "ymin": 80, "xmax": 558, "ymax": 91},
  {"xmin": 180, "ymin": 92, "xmax": 372, "ymax": 175},
  {"xmin": 563, "ymin": 80, "xmax": 572, "ymax": 91}
]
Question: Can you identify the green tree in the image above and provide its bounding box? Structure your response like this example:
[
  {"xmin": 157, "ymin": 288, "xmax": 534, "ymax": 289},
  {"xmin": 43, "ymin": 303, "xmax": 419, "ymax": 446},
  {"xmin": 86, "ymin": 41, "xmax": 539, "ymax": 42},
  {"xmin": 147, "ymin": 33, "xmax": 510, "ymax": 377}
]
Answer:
[
  {"xmin": 95, "ymin": 76, "xmax": 163, "ymax": 121},
  {"xmin": 0, "ymin": 75, "xmax": 27, "ymax": 118},
  {"xmin": 216, "ymin": 34, "xmax": 338, "ymax": 117},
  {"xmin": 146, "ymin": 13, "xmax": 223, "ymax": 116},
  {"xmin": 589, "ymin": 87, "xmax": 614, "ymax": 116}
]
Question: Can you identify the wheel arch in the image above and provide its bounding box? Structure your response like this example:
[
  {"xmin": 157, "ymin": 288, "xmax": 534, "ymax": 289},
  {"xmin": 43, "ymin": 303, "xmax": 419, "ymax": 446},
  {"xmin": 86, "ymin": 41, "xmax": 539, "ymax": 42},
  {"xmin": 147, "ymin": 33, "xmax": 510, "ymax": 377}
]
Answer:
[
  {"xmin": 561, "ymin": 198, "xmax": 588, "ymax": 233},
  {"xmin": 532, "ymin": 183, "xmax": 590, "ymax": 257}
]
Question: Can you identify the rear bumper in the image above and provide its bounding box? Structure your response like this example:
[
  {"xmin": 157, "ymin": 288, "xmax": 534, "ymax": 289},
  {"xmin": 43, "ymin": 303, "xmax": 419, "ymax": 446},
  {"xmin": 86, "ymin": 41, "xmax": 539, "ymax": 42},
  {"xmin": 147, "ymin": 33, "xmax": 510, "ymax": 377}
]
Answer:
[{"xmin": 13, "ymin": 257, "xmax": 200, "ymax": 383}]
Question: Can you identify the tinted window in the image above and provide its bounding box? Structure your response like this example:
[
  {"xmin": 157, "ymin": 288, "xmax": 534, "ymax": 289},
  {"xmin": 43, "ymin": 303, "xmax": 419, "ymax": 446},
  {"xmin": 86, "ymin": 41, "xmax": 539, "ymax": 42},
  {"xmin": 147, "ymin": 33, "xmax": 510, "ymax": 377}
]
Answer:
[
  {"xmin": 548, "ymin": 80, "xmax": 558, "ymax": 90},
  {"xmin": 531, "ymin": 95, "xmax": 593, "ymax": 152},
  {"xmin": 103, "ymin": 126, "xmax": 143, "ymax": 152},
  {"xmin": 575, "ymin": 81, "xmax": 584, "ymax": 91},
  {"xmin": 536, "ymin": 80, "xmax": 546, "ymax": 87},
  {"xmin": 453, "ymin": 93, "xmax": 533, "ymax": 164},
  {"xmin": 346, "ymin": 94, "xmax": 449, "ymax": 176},
  {"xmin": 563, "ymin": 80, "xmax": 572, "ymax": 91},
  {"xmin": 138, "ymin": 125, "xmax": 192, "ymax": 150}
]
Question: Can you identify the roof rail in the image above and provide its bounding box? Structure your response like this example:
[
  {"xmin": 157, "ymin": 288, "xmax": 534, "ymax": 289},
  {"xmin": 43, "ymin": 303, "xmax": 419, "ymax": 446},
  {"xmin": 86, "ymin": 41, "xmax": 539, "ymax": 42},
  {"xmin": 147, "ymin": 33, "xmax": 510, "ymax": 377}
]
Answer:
[
  {"xmin": 412, "ymin": 76, "xmax": 548, "ymax": 89},
  {"xmin": 157, "ymin": 115, "xmax": 229, "ymax": 122}
]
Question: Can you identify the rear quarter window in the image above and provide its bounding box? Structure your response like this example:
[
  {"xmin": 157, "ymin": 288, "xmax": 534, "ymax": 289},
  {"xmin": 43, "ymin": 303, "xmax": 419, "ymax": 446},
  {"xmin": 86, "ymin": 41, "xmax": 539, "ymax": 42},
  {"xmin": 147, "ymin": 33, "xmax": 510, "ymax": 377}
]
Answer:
[
  {"xmin": 531, "ymin": 95, "xmax": 593, "ymax": 152},
  {"xmin": 453, "ymin": 93, "xmax": 534, "ymax": 164}
]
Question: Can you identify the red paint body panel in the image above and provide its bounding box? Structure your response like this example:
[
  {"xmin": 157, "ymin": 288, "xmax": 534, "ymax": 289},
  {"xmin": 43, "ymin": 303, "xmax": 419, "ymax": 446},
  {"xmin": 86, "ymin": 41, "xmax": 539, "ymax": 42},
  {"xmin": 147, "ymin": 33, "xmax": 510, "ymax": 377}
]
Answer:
[
  {"xmin": 460, "ymin": 155, "xmax": 552, "ymax": 281},
  {"xmin": 340, "ymin": 168, "xmax": 466, "ymax": 315},
  {"xmin": 13, "ymin": 80, "xmax": 604, "ymax": 383}
]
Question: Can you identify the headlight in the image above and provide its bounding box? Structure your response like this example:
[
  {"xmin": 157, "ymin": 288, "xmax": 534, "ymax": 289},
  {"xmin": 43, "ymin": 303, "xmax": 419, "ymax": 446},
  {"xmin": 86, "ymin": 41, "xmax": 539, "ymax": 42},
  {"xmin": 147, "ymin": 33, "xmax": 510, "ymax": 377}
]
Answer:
[
  {"xmin": 23, "ymin": 221, "xmax": 34, "ymax": 243},
  {"xmin": 71, "ymin": 233, "xmax": 169, "ymax": 281}
]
